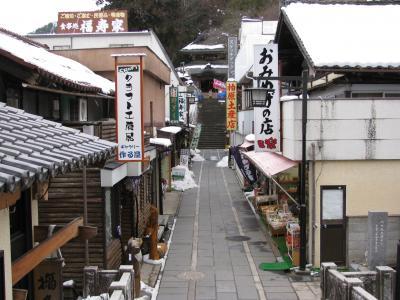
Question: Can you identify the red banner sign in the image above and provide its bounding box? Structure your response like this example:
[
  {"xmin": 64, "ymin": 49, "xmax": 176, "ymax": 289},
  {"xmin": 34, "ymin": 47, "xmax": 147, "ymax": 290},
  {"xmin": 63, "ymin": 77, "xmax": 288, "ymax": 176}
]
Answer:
[{"xmin": 213, "ymin": 79, "xmax": 226, "ymax": 90}]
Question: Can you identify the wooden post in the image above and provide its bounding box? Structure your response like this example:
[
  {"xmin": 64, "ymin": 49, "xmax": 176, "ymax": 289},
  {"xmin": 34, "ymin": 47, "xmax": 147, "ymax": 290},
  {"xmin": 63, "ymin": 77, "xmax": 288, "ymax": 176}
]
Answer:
[
  {"xmin": 127, "ymin": 238, "xmax": 141, "ymax": 298},
  {"xmin": 83, "ymin": 165, "xmax": 89, "ymax": 266},
  {"xmin": 148, "ymin": 205, "xmax": 159, "ymax": 260}
]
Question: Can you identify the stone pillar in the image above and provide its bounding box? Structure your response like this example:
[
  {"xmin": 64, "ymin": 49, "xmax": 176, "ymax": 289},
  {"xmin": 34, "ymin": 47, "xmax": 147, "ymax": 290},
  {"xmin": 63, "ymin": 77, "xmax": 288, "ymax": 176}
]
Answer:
[
  {"xmin": 376, "ymin": 266, "xmax": 396, "ymax": 300},
  {"xmin": 119, "ymin": 265, "xmax": 135, "ymax": 300},
  {"xmin": 110, "ymin": 290, "xmax": 125, "ymax": 300},
  {"xmin": 109, "ymin": 273, "xmax": 131, "ymax": 300},
  {"xmin": 344, "ymin": 277, "xmax": 363, "ymax": 300},
  {"xmin": 321, "ymin": 262, "xmax": 337, "ymax": 299},
  {"xmin": 83, "ymin": 266, "xmax": 98, "ymax": 297},
  {"xmin": 367, "ymin": 211, "xmax": 388, "ymax": 270}
]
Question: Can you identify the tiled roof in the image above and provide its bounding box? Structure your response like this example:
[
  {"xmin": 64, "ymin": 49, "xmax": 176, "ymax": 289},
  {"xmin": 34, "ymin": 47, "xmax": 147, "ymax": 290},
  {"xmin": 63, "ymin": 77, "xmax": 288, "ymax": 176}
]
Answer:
[
  {"xmin": 0, "ymin": 28, "xmax": 115, "ymax": 94},
  {"xmin": 0, "ymin": 103, "xmax": 117, "ymax": 193}
]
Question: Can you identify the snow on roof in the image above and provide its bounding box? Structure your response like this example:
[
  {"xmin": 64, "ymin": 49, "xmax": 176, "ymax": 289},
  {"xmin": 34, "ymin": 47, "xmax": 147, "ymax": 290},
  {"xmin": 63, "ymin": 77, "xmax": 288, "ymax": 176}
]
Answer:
[
  {"xmin": 150, "ymin": 138, "xmax": 172, "ymax": 147},
  {"xmin": 160, "ymin": 126, "xmax": 182, "ymax": 134},
  {"xmin": 182, "ymin": 43, "xmax": 225, "ymax": 51},
  {"xmin": 184, "ymin": 64, "xmax": 228, "ymax": 70},
  {"xmin": 245, "ymin": 134, "xmax": 255, "ymax": 142},
  {"xmin": 0, "ymin": 29, "xmax": 114, "ymax": 94},
  {"xmin": 282, "ymin": 3, "xmax": 400, "ymax": 69}
]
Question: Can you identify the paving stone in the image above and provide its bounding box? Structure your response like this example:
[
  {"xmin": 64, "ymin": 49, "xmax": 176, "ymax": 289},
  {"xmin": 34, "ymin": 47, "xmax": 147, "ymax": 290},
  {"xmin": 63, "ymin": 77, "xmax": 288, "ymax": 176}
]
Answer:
[
  {"xmin": 157, "ymin": 294, "xmax": 187, "ymax": 300},
  {"xmin": 160, "ymin": 281, "xmax": 189, "ymax": 288},
  {"xmin": 216, "ymin": 270, "xmax": 235, "ymax": 281},
  {"xmin": 264, "ymin": 292, "xmax": 299, "ymax": 300},
  {"xmin": 217, "ymin": 293, "xmax": 238, "ymax": 300},
  {"xmin": 216, "ymin": 280, "xmax": 237, "ymax": 293},
  {"xmin": 196, "ymin": 285, "xmax": 216, "ymax": 299},
  {"xmin": 158, "ymin": 287, "xmax": 188, "ymax": 294}
]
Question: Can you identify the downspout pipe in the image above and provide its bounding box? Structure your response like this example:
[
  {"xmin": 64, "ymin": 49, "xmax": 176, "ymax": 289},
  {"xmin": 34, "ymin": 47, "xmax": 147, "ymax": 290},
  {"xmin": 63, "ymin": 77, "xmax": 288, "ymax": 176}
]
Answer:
[{"xmin": 311, "ymin": 143, "xmax": 316, "ymax": 267}]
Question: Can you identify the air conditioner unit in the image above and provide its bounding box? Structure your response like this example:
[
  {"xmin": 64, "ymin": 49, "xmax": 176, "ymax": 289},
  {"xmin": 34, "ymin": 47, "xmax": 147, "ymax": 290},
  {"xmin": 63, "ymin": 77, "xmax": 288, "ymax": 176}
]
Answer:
[{"xmin": 79, "ymin": 98, "xmax": 88, "ymax": 121}]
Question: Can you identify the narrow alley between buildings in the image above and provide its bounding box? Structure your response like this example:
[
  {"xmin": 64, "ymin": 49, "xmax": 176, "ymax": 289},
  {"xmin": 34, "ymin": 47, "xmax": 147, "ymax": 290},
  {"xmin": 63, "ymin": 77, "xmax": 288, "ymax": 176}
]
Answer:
[{"xmin": 157, "ymin": 150, "xmax": 319, "ymax": 300}]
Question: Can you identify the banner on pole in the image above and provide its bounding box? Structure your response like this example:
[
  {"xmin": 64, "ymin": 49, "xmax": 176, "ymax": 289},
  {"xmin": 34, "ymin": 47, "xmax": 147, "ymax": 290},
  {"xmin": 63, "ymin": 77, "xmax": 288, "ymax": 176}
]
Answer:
[
  {"xmin": 213, "ymin": 79, "xmax": 226, "ymax": 90},
  {"xmin": 178, "ymin": 92, "xmax": 187, "ymax": 124},
  {"xmin": 116, "ymin": 63, "xmax": 144, "ymax": 161},
  {"xmin": 253, "ymin": 44, "xmax": 280, "ymax": 152},
  {"xmin": 226, "ymin": 81, "xmax": 237, "ymax": 131},
  {"xmin": 231, "ymin": 146, "xmax": 257, "ymax": 185},
  {"xmin": 228, "ymin": 36, "xmax": 237, "ymax": 79},
  {"xmin": 169, "ymin": 86, "xmax": 179, "ymax": 124}
]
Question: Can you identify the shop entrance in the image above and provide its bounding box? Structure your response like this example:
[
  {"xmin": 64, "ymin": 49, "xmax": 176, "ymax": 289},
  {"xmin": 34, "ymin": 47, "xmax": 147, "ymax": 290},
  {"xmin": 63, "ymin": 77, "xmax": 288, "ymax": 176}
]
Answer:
[{"xmin": 320, "ymin": 185, "xmax": 346, "ymax": 265}]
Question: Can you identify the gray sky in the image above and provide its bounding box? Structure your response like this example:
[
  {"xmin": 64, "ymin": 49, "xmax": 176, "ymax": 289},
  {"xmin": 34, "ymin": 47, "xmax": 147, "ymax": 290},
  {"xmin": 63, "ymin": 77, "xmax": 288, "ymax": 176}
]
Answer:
[{"xmin": 0, "ymin": 0, "xmax": 102, "ymax": 34}]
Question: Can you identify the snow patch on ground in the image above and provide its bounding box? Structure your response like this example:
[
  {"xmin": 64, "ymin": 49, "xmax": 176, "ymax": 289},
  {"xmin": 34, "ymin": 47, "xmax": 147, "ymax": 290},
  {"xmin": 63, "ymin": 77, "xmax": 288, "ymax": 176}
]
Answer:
[
  {"xmin": 191, "ymin": 150, "xmax": 205, "ymax": 162},
  {"xmin": 171, "ymin": 166, "xmax": 198, "ymax": 191},
  {"xmin": 216, "ymin": 156, "xmax": 229, "ymax": 168},
  {"xmin": 143, "ymin": 254, "xmax": 164, "ymax": 265}
]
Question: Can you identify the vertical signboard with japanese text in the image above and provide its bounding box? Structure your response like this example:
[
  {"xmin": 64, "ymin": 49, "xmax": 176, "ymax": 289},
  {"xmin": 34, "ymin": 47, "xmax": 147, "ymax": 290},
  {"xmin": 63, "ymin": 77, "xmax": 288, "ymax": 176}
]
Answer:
[
  {"xmin": 169, "ymin": 86, "xmax": 179, "ymax": 124},
  {"xmin": 253, "ymin": 44, "xmax": 280, "ymax": 152},
  {"xmin": 226, "ymin": 81, "xmax": 237, "ymax": 131},
  {"xmin": 34, "ymin": 258, "xmax": 63, "ymax": 300},
  {"xmin": 228, "ymin": 36, "xmax": 238, "ymax": 79},
  {"xmin": 116, "ymin": 63, "xmax": 144, "ymax": 161},
  {"xmin": 178, "ymin": 92, "xmax": 187, "ymax": 124}
]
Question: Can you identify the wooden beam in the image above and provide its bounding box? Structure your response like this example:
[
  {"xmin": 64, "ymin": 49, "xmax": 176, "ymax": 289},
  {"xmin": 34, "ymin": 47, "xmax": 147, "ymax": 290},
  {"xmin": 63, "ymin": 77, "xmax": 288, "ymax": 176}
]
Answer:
[
  {"xmin": 0, "ymin": 190, "xmax": 21, "ymax": 210},
  {"xmin": 12, "ymin": 217, "xmax": 83, "ymax": 285},
  {"xmin": 33, "ymin": 224, "xmax": 97, "ymax": 243}
]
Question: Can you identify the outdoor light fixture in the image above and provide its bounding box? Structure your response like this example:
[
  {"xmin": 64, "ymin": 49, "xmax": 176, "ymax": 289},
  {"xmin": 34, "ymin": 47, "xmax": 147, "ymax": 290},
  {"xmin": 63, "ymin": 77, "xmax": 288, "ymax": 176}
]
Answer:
[{"xmin": 244, "ymin": 87, "xmax": 271, "ymax": 107}]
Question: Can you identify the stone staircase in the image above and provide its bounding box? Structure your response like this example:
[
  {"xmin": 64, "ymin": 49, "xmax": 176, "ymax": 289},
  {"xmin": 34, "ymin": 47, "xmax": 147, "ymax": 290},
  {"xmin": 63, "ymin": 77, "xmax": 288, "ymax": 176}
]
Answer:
[{"xmin": 197, "ymin": 98, "xmax": 226, "ymax": 149}]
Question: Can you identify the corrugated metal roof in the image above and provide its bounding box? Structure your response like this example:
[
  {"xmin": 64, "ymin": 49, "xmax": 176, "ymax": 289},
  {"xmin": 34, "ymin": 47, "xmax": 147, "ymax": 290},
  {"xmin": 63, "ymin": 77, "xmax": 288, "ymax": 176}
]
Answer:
[{"xmin": 0, "ymin": 103, "xmax": 117, "ymax": 193}]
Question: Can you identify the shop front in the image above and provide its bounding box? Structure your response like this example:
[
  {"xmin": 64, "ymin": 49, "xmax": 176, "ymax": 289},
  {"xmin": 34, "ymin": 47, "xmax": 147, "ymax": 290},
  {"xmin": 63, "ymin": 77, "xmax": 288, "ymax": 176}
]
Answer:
[{"xmin": 240, "ymin": 150, "xmax": 300, "ymax": 267}]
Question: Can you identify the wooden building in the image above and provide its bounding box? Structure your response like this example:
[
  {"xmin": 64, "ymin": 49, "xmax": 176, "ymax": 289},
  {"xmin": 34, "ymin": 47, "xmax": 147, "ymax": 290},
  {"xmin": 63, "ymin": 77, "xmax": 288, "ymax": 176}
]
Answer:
[
  {"xmin": 0, "ymin": 103, "xmax": 116, "ymax": 299},
  {"xmin": 0, "ymin": 28, "xmax": 173, "ymax": 297}
]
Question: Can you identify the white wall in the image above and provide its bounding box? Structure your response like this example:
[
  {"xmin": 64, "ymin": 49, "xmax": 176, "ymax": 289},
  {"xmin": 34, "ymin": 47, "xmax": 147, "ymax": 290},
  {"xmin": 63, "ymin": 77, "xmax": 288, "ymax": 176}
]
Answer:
[
  {"xmin": 237, "ymin": 110, "xmax": 254, "ymax": 135},
  {"xmin": 235, "ymin": 20, "xmax": 276, "ymax": 83},
  {"xmin": 29, "ymin": 31, "xmax": 181, "ymax": 86},
  {"xmin": 0, "ymin": 208, "xmax": 12, "ymax": 300},
  {"xmin": 282, "ymin": 97, "xmax": 400, "ymax": 160}
]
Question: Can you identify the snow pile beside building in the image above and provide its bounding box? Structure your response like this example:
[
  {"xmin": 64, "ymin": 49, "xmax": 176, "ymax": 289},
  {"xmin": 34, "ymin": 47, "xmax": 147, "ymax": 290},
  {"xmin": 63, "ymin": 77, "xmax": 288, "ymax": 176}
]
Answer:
[
  {"xmin": 216, "ymin": 156, "xmax": 229, "ymax": 168},
  {"xmin": 171, "ymin": 165, "xmax": 198, "ymax": 191},
  {"xmin": 191, "ymin": 149, "xmax": 205, "ymax": 162}
]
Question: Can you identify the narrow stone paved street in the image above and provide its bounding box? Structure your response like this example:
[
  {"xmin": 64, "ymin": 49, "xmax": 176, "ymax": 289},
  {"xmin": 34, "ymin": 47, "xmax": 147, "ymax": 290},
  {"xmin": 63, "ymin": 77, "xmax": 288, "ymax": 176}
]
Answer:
[{"xmin": 157, "ymin": 149, "xmax": 305, "ymax": 300}]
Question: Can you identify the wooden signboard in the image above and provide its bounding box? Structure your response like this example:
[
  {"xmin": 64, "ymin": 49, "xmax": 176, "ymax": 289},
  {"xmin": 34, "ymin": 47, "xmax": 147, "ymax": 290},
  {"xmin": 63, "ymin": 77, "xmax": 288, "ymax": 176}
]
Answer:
[{"xmin": 34, "ymin": 258, "xmax": 63, "ymax": 300}]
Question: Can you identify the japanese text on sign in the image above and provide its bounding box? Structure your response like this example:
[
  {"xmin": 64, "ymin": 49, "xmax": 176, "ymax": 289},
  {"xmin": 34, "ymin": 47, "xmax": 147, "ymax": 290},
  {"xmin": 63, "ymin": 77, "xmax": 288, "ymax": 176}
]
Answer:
[
  {"xmin": 57, "ymin": 10, "xmax": 128, "ymax": 33},
  {"xmin": 253, "ymin": 44, "xmax": 280, "ymax": 152},
  {"xmin": 178, "ymin": 93, "xmax": 187, "ymax": 124},
  {"xmin": 116, "ymin": 64, "xmax": 144, "ymax": 161},
  {"xmin": 226, "ymin": 81, "xmax": 237, "ymax": 131},
  {"xmin": 170, "ymin": 87, "xmax": 179, "ymax": 124}
]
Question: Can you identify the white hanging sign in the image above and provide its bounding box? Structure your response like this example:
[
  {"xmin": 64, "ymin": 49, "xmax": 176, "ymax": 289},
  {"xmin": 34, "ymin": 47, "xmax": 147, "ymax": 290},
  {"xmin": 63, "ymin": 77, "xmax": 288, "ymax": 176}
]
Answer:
[
  {"xmin": 116, "ymin": 64, "xmax": 144, "ymax": 161},
  {"xmin": 253, "ymin": 44, "xmax": 280, "ymax": 152},
  {"xmin": 178, "ymin": 92, "xmax": 187, "ymax": 124}
]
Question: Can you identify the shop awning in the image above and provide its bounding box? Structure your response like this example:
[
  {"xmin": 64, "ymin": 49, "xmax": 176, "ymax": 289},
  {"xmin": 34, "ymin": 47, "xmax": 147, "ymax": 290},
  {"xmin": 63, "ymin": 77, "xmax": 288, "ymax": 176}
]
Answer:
[{"xmin": 242, "ymin": 151, "xmax": 297, "ymax": 177}]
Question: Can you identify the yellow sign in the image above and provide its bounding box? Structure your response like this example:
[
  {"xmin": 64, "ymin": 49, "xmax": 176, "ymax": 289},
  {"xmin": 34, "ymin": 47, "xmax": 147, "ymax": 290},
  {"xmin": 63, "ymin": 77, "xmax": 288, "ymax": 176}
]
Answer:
[{"xmin": 226, "ymin": 81, "xmax": 237, "ymax": 131}]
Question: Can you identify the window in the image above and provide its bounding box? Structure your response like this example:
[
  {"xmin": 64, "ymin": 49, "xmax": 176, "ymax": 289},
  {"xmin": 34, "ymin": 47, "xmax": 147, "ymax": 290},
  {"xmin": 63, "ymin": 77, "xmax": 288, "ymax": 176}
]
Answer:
[
  {"xmin": 53, "ymin": 45, "xmax": 71, "ymax": 50},
  {"xmin": 351, "ymin": 92, "xmax": 383, "ymax": 98}
]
